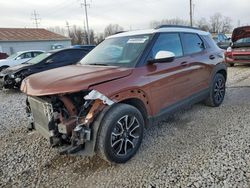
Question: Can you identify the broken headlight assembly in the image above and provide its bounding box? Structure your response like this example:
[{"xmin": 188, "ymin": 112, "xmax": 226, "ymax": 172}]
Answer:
[{"xmin": 27, "ymin": 90, "xmax": 114, "ymax": 155}]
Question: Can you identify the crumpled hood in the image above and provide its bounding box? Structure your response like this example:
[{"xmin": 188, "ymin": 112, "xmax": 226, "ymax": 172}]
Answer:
[
  {"xmin": 1, "ymin": 64, "xmax": 30, "ymax": 75},
  {"xmin": 232, "ymin": 26, "xmax": 250, "ymax": 42},
  {"xmin": 21, "ymin": 64, "xmax": 132, "ymax": 96}
]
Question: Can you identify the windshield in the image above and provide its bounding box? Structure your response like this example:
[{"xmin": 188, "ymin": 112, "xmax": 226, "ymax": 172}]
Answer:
[
  {"xmin": 233, "ymin": 37, "xmax": 250, "ymax": 47},
  {"xmin": 26, "ymin": 52, "xmax": 52, "ymax": 64},
  {"xmin": 235, "ymin": 37, "xmax": 250, "ymax": 44},
  {"xmin": 7, "ymin": 53, "xmax": 18, "ymax": 59},
  {"xmin": 80, "ymin": 34, "xmax": 151, "ymax": 67}
]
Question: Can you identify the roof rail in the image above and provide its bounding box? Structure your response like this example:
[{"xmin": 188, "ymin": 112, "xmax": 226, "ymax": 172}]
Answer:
[
  {"xmin": 155, "ymin": 25, "xmax": 200, "ymax": 30},
  {"xmin": 114, "ymin": 31, "xmax": 127, "ymax": 35}
]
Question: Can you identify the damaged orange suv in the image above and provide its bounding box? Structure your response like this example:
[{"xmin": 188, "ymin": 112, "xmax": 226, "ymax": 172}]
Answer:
[{"xmin": 21, "ymin": 25, "xmax": 227, "ymax": 163}]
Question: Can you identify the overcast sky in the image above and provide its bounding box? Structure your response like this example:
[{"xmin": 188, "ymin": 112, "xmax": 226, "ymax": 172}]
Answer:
[{"xmin": 0, "ymin": 0, "xmax": 249, "ymax": 33}]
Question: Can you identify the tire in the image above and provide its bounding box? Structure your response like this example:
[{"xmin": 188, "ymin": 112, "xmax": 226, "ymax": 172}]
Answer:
[
  {"xmin": 228, "ymin": 63, "xmax": 234, "ymax": 67},
  {"xmin": 96, "ymin": 103, "xmax": 144, "ymax": 163},
  {"xmin": 205, "ymin": 73, "xmax": 226, "ymax": 107}
]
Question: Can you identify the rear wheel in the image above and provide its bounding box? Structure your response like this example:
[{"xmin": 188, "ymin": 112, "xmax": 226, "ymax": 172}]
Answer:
[
  {"xmin": 205, "ymin": 73, "xmax": 226, "ymax": 107},
  {"xmin": 97, "ymin": 104, "xmax": 144, "ymax": 163}
]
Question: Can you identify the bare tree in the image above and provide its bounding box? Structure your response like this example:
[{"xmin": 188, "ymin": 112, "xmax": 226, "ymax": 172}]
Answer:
[
  {"xmin": 68, "ymin": 26, "xmax": 96, "ymax": 45},
  {"xmin": 89, "ymin": 29, "xmax": 96, "ymax": 44},
  {"xmin": 210, "ymin": 13, "xmax": 223, "ymax": 33},
  {"xmin": 150, "ymin": 18, "xmax": 189, "ymax": 28},
  {"xmin": 209, "ymin": 13, "xmax": 233, "ymax": 33},
  {"xmin": 47, "ymin": 26, "xmax": 68, "ymax": 37},
  {"xmin": 221, "ymin": 16, "xmax": 232, "ymax": 33},
  {"xmin": 104, "ymin": 24, "xmax": 124, "ymax": 37},
  {"xmin": 69, "ymin": 25, "xmax": 84, "ymax": 45},
  {"xmin": 95, "ymin": 33, "xmax": 105, "ymax": 44},
  {"xmin": 195, "ymin": 17, "xmax": 210, "ymax": 31}
]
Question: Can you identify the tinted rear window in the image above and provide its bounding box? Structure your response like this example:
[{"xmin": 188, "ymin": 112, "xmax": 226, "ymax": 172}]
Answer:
[
  {"xmin": 182, "ymin": 33, "xmax": 204, "ymax": 55},
  {"xmin": 202, "ymin": 34, "xmax": 220, "ymax": 49}
]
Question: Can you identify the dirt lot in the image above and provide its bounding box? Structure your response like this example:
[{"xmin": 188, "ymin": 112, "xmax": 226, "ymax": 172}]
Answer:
[{"xmin": 1, "ymin": 66, "xmax": 250, "ymax": 187}]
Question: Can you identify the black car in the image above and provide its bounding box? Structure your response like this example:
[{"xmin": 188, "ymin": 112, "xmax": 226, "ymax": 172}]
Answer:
[{"xmin": 0, "ymin": 48, "xmax": 91, "ymax": 89}]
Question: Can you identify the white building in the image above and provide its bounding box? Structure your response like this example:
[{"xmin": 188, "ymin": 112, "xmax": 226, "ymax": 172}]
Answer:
[{"xmin": 0, "ymin": 28, "xmax": 71, "ymax": 55}]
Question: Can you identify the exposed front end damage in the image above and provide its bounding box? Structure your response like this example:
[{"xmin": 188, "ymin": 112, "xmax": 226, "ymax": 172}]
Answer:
[
  {"xmin": 0, "ymin": 70, "xmax": 25, "ymax": 89},
  {"xmin": 26, "ymin": 90, "xmax": 114, "ymax": 156}
]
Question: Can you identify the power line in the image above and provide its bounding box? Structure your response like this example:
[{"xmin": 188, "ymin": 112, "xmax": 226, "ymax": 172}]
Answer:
[
  {"xmin": 80, "ymin": 0, "xmax": 91, "ymax": 44},
  {"xmin": 31, "ymin": 10, "xmax": 41, "ymax": 28}
]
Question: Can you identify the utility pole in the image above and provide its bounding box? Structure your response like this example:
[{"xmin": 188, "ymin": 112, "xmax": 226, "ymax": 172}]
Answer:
[
  {"xmin": 66, "ymin": 21, "xmax": 71, "ymax": 37},
  {"xmin": 237, "ymin": 20, "xmax": 241, "ymax": 27},
  {"xmin": 81, "ymin": 0, "xmax": 91, "ymax": 44},
  {"xmin": 189, "ymin": 0, "xmax": 193, "ymax": 27},
  {"xmin": 193, "ymin": 4, "xmax": 195, "ymax": 20},
  {"xmin": 31, "ymin": 10, "xmax": 41, "ymax": 28}
]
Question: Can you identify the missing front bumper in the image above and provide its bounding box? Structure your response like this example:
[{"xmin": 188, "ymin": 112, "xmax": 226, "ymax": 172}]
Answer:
[
  {"xmin": 27, "ymin": 95, "xmax": 95, "ymax": 156},
  {"xmin": 26, "ymin": 90, "xmax": 115, "ymax": 156}
]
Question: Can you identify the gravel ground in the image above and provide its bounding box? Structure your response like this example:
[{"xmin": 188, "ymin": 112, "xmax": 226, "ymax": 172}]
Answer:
[{"xmin": 1, "ymin": 66, "xmax": 250, "ymax": 187}]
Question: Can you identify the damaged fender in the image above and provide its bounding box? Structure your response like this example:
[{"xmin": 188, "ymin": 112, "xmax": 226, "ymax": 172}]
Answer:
[{"xmin": 84, "ymin": 90, "xmax": 115, "ymax": 106}]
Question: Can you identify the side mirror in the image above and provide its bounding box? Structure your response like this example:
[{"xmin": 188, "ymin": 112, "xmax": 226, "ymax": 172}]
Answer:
[
  {"xmin": 148, "ymin": 51, "xmax": 175, "ymax": 64},
  {"xmin": 16, "ymin": 57, "xmax": 22, "ymax": 60},
  {"xmin": 45, "ymin": 59, "xmax": 53, "ymax": 64}
]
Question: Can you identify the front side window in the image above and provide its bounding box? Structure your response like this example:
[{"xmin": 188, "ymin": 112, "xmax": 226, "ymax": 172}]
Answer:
[
  {"xmin": 80, "ymin": 34, "xmax": 151, "ymax": 67},
  {"xmin": 151, "ymin": 33, "xmax": 183, "ymax": 58},
  {"xmin": 27, "ymin": 52, "xmax": 52, "ymax": 64},
  {"xmin": 19, "ymin": 52, "xmax": 32, "ymax": 59},
  {"xmin": 182, "ymin": 33, "xmax": 205, "ymax": 55},
  {"xmin": 7, "ymin": 53, "xmax": 18, "ymax": 59}
]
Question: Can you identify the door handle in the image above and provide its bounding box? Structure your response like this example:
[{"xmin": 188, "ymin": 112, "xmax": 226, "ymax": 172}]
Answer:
[
  {"xmin": 209, "ymin": 55, "xmax": 215, "ymax": 60},
  {"xmin": 181, "ymin": 61, "xmax": 188, "ymax": 66}
]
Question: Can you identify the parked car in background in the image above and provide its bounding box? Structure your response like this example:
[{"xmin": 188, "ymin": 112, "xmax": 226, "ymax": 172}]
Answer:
[
  {"xmin": 212, "ymin": 33, "xmax": 231, "ymax": 50},
  {"xmin": 72, "ymin": 45, "xmax": 96, "ymax": 51},
  {"xmin": 225, "ymin": 26, "xmax": 250, "ymax": 67},
  {"xmin": 0, "ymin": 50, "xmax": 44, "ymax": 71},
  {"xmin": 21, "ymin": 25, "xmax": 227, "ymax": 163},
  {"xmin": 51, "ymin": 44, "xmax": 64, "ymax": 50},
  {"xmin": 0, "ymin": 52, "xmax": 8, "ymax": 60},
  {"xmin": 0, "ymin": 48, "xmax": 91, "ymax": 89}
]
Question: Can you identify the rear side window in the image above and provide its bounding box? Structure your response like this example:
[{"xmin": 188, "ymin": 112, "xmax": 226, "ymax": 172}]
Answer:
[
  {"xmin": 67, "ymin": 50, "xmax": 87, "ymax": 60},
  {"xmin": 202, "ymin": 34, "xmax": 219, "ymax": 49},
  {"xmin": 33, "ymin": 51, "xmax": 43, "ymax": 57},
  {"xmin": 151, "ymin": 33, "xmax": 183, "ymax": 57},
  {"xmin": 50, "ymin": 52, "xmax": 66, "ymax": 62},
  {"xmin": 182, "ymin": 33, "xmax": 204, "ymax": 55}
]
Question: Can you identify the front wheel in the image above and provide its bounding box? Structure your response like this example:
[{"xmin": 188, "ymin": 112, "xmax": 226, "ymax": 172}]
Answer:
[
  {"xmin": 205, "ymin": 73, "xmax": 226, "ymax": 107},
  {"xmin": 96, "ymin": 104, "xmax": 144, "ymax": 163}
]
